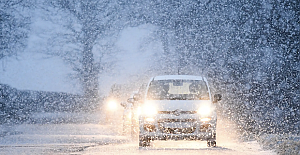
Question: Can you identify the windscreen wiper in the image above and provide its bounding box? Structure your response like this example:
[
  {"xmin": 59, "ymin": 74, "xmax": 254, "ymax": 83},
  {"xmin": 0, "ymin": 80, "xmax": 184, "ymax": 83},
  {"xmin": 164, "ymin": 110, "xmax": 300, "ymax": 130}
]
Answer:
[{"xmin": 169, "ymin": 96, "xmax": 185, "ymax": 100}]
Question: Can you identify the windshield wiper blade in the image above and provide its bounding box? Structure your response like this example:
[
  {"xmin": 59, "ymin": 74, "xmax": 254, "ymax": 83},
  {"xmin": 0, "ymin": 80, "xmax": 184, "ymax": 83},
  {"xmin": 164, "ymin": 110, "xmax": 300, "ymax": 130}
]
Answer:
[{"xmin": 169, "ymin": 97, "xmax": 185, "ymax": 100}]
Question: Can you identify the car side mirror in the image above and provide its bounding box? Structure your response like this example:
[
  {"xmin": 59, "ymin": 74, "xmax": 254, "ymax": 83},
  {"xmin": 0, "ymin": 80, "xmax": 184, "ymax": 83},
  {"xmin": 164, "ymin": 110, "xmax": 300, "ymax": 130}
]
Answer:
[
  {"xmin": 120, "ymin": 102, "xmax": 127, "ymax": 108},
  {"xmin": 127, "ymin": 98, "xmax": 135, "ymax": 103},
  {"xmin": 213, "ymin": 94, "xmax": 222, "ymax": 103},
  {"xmin": 133, "ymin": 94, "xmax": 141, "ymax": 101}
]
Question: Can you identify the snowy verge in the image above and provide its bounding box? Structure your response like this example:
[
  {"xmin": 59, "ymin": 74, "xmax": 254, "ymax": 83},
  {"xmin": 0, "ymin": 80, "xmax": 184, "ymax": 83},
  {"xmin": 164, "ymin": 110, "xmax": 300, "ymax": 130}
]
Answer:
[
  {"xmin": 28, "ymin": 111, "xmax": 106, "ymax": 124},
  {"xmin": 0, "ymin": 123, "xmax": 129, "ymax": 154},
  {"xmin": 0, "ymin": 123, "xmax": 128, "ymax": 145},
  {"xmin": 257, "ymin": 134, "xmax": 300, "ymax": 155}
]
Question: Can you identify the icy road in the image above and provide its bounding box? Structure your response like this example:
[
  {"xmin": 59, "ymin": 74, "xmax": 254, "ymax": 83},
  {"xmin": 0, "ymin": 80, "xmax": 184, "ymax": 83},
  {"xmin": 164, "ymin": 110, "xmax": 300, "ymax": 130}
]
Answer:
[
  {"xmin": 0, "ymin": 113, "xmax": 275, "ymax": 155},
  {"xmin": 81, "ymin": 140, "xmax": 274, "ymax": 155},
  {"xmin": 81, "ymin": 118, "xmax": 275, "ymax": 155}
]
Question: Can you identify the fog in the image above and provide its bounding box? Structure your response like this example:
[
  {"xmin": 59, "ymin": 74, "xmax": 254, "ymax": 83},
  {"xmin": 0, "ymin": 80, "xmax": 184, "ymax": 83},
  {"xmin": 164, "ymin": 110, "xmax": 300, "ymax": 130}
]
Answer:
[{"xmin": 0, "ymin": 0, "xmax": 299, "ymax": 154}]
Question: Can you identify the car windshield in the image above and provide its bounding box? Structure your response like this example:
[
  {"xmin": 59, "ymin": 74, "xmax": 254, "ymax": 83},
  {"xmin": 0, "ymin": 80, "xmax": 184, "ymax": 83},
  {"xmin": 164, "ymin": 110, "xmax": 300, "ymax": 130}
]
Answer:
[{"xmin": 146, "ymin": 79, "xmax": 209, "ymax": 100}]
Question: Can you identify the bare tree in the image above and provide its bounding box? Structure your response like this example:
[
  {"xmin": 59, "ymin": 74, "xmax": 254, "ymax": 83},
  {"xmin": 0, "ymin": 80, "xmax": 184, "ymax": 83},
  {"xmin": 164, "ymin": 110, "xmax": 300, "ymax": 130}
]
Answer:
[
  {"xmin": 0, "ymin": 0, "xmax": 32, "ymax": 60},
  {"xmin": 45, "ymin": 0, "xmax": 126, "ymax": 101}
]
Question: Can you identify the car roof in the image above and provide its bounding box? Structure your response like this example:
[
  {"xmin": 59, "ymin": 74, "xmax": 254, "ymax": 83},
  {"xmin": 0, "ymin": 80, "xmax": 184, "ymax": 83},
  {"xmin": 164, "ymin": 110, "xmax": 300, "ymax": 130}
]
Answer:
[{"xmin": 153, "ymin": 75, "xmax": 204, "ymax": 81}]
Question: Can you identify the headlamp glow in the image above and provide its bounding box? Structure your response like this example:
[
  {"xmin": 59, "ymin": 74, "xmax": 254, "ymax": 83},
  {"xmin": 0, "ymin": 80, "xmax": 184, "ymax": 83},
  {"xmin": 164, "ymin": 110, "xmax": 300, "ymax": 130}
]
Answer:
[
  {"xmin": 145, "ymin": 117, "xmax": 155, "ymax": 122},
  {"xmin": 197, "ymin": 105, "xmax": 211, "ymax": 116},
  {"xmin": 142, "ymin": 104, "xmax": 157, "ymax": 116},
  {"xmin": 107, "ymin": 99, "xmax": 117, "ymax": 111},
  {"xmin": 137, "ymin": 107, "xmax": 142, "ymax": 116},
  {"xmin": 127, "ymin": 113, "xmax": 132, "ymax": 119},
  {"xmin": 200, "ymin": 117, "xmax": 211, "ymax": 122}
]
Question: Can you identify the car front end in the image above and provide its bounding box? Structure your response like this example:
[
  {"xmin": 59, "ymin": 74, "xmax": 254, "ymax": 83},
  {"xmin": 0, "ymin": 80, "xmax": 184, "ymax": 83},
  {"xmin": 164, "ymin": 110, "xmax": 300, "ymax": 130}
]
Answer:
[
  {"xmin": 139, "ymin": 100, "xmax": 217, "ymax": 147},
  {"xmin": 138, "ymin": 75, "xmax": 220, "ymax": 147}
]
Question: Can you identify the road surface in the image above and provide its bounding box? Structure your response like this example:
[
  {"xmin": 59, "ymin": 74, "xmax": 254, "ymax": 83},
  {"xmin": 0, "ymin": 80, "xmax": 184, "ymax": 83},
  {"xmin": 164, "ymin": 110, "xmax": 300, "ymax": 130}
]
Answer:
[
  {"xmin": 81, "ymin": 140, "xmax": 274, "ymax": 155},
  {"xmin": 0, "ymin": 113, "xmax": 276, "ymax": 155},
  {"xmin": 80, "ymin": 118, "xmax": 275, "ymax": 155}
]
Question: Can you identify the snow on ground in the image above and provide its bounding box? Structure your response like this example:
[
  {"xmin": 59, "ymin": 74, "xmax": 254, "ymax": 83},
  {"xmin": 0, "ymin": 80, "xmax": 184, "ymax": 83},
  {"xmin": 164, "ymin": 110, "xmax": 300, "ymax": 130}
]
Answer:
[
  {"xmin": 80, "ymin": 118, "xmax": 276, "ymax": 155},
  {"xmin": 0, "ymin": 123, "xmax": 127, "ymax": 155},
  {"xmin": 80, "ymin": 140, "xmax": 275, "ymax": 155},
  {"xmin": 0, "ymin": 114, "xmax": 278, "ymax": 155},
  {"xmin": 258, "ymin": 134, "xmax": 300, "ymax": 155},
  {"xmin": 29, "ymin": 112, "xmax": 106, "ymax": 124},
  {"xmin": 0, "ymin": 111, "xmax": 128, "ymax": 155}
]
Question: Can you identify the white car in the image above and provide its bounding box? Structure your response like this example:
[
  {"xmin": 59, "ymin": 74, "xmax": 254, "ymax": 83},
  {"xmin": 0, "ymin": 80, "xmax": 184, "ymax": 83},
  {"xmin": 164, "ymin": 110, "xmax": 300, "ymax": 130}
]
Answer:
[
  {"xmin": 138, "ymin": 75, "xmax": 221, "ymax": 147},
  {"xmin": 120, "ymin": 91, "xmax": 139, "ymax": 135}
]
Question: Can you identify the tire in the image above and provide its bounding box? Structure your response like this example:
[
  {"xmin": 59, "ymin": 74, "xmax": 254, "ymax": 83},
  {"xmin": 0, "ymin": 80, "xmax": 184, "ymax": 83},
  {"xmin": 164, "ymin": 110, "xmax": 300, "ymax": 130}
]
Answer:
[
  {"xmin": 207, "ymin": 141, "xmax": 211, "ymax": 147},
  {"xmin": 211, "ymin": 141, "xmax": 216, "ymax": 147},
  {"xmin": 139, "ymin": 136, "xmax": 150, "ymax": 147},
  {"xmin": 139, "ymin": 140, "xmax": 150, "ymax": 147},
  {"xmin": 207, "ymin": 141, "xmax": 217, "ymax": 147}
]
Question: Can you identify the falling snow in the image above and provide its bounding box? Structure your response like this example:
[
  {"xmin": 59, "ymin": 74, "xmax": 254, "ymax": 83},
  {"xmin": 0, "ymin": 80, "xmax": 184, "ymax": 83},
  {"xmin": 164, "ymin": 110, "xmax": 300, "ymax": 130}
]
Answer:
[{"xmin": 0, "ymin": 0, "xmax": 299, "ymax": 154}]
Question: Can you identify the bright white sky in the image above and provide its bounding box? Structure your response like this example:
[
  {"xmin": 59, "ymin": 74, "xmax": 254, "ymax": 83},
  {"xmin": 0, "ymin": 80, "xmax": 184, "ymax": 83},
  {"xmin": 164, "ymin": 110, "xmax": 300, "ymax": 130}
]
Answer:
[
  {"xmin": 99, "ymin": 24, "xmax": 160, "ymax": 95},
  {"xmin": 0, "ymin": 24, "xmax": 159, "ymax": 95},
  {"xmin": 0, "ymin": 52, "xmax": 80, "ymax": 93}
]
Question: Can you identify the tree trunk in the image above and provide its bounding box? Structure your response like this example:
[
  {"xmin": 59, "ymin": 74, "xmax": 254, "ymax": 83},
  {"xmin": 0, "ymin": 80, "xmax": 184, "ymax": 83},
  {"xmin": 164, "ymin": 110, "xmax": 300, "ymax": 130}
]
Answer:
[{"xmin": 82, "ymin": 40, "xmax": 99, "ymax": 100}]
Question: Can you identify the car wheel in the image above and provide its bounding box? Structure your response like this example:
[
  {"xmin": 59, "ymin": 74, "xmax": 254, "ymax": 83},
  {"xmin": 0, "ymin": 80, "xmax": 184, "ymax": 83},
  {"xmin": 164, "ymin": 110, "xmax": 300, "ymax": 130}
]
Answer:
[
  {"xmin": 139, "ymin": 136, "xmax": 150, "ymax": 147},
  {"xmin": 207, "ymin": 140, "xmax": 216, "ymax": 147},
  {"xmin": 211, "ymin": 141, "xmax": 216, "ymax": 147},
  {"xmin": 207, "ymin": 141, "xmax": 211, "ymax": 147}
]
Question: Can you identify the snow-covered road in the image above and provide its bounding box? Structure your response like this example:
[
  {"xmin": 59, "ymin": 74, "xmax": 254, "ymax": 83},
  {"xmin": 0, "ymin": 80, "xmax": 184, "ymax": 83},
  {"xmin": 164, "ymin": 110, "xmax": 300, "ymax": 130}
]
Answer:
[
  {"xmin": 0, "ymin": 114, "xmax": 276, "ymax": 155},
  {"xmin": 0, "ymin": 123, "xmax": 128, "ymax": 155},
  {"xmin": 0, "ymin": 133, "xmax": 275, "ymax": 155},
  {"xmin": 81, "ymin": 140, "xmax": 275, "ymax": 155},
  {"xmin": 81, "ymin": 118, "xmax": 275, "ymax": 155}
]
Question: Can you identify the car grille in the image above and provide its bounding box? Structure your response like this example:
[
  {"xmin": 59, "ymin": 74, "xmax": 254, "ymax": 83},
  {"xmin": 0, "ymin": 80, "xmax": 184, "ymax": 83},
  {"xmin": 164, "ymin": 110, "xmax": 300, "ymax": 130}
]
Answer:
[
  {"xmin": 160, "ymin": 127, "xmax": 196, "ymax": 134},
  {"xmin": 158, "ymin": 118, "xmax": 197, "ymax": 134},
  {"xmin": 158, "ymin": 111, "xmax": 197, "ymax": 115},
  {"xmin": 158, "ymin": 118, "xmax": 197, "ymax": 123}
]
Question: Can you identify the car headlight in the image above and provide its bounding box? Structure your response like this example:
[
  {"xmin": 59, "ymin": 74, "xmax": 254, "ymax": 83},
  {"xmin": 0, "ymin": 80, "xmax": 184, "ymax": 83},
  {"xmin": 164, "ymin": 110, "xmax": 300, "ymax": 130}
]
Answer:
[
  {"xmin": 200, "ymin": 117, "xmax": 211, "ymax": 122},
  {"xmin": 127, "ymin": 113, "xmax": 132, "ymax": 119},
  {"xmin": 142, "ymin": 104, "xmax": 157, "ymax": 116},
  {"xmin": 137, "ymin": 106, "xmax": 142, "ymax": 116},
  {"xmin": 145, "ymin": 117, "xmax": 155, "ymax": 122},
  {"xmin": 197, "ymin": 105, "xmax": 211, "ymax": 116},
  {"xmin": 107, "ymin": 99, "xmax": 117, "ymax": 111}
]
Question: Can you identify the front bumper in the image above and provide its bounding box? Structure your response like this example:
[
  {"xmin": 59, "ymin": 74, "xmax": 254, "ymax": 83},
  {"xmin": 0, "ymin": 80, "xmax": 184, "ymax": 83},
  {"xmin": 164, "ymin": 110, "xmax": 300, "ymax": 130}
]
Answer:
[
  {"xmin": 140, "ymin": 131, "xmax": 215, "ymax": 141},
  {"xmin": 139, "ymin": 114, "xmax": 216, "ymax": 141}
]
